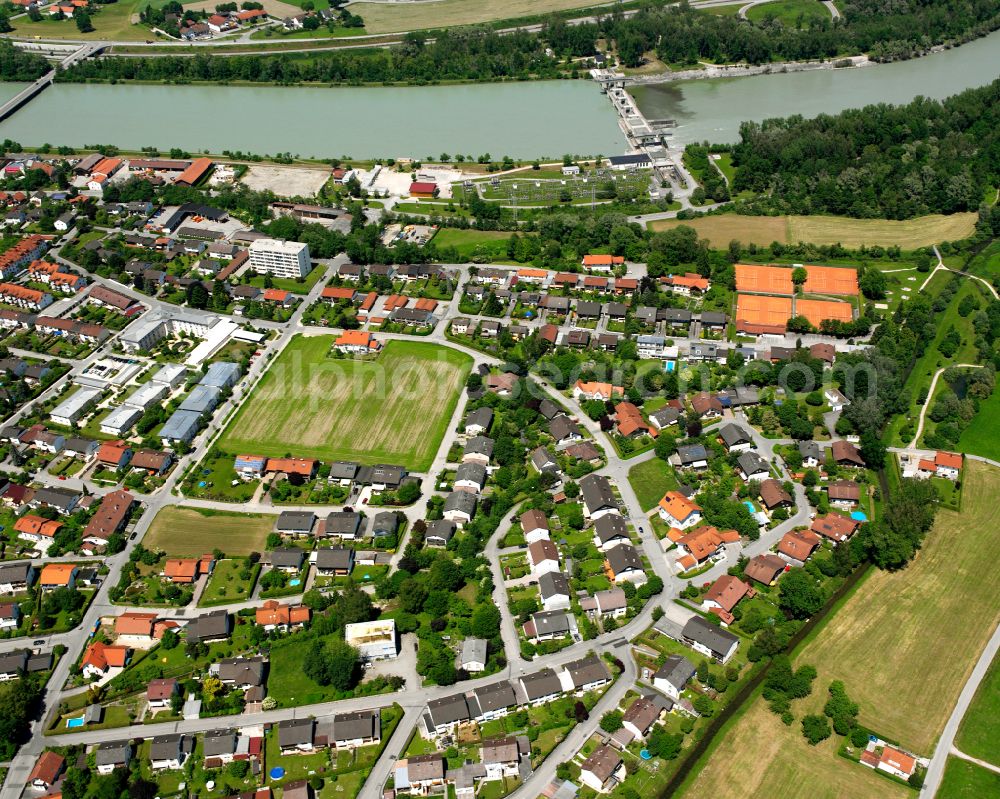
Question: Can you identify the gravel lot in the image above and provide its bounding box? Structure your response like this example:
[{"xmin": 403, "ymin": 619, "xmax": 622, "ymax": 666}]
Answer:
[{"xmin": 240, "ymin": 164, "xmax": 331, "ymax": 197}]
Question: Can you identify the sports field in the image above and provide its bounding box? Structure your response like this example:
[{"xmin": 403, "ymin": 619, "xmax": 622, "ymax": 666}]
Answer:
[
  {"xmin": 352, "ymin": 0, "xmax": 603, "ymax": 33},
  {"xmin": 218, "ymin": 336, "xmax": 471, "ymax": 471},
  {"xmin": 142, "ymin": 506, "xmax": 274, "ymax": 556},
  {"xmin": 649, "ymin": 213, "xmax": 978, "ymax": 249},
  {"xmin": 680, "ymin": 461, "xmax": 1000, "ymax": 797}
]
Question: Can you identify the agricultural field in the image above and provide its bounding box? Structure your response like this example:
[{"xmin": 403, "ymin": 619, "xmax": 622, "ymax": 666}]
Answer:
[
  {"xmin": 218, "ymin": 337, "xmax": 471, "ymax": 470},
  {"xmin": 679, "ymin": 696, "xmax": 911, "ymax": 799},
  {"xmin": 954, "ymin": 652, "xmax": 1000, "ymax": 766},
  {"xmin": 142, "ymin": 507, "xmax": 274, "ymax": 556},
  {"xmin": 352, "ymin": 0, "xmax": 604, "ymax": 34},
  {"xmin": 649, "ymin": 213, "xmax": 978, "ymax": 248},
  {"xmin": 680, "ymin": 461, "xmax": 1000, "ymax": 797},
  {"xmin": 797, "ymin": 460, "xmax": 1000, "ymax": 752},
  {"xmin": 937, "ymin": 757, "xmax": 1000, "ymax": 799}
]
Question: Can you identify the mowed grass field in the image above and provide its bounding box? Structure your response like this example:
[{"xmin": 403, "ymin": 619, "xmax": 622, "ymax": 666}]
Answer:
[
  {"xmin": 680, "ymin": 696, "xmax": 912, "ymax": 799},
  {"xmin": 680, "ymin": 461, "xmax": 1000, "ymax": 798},
  {"xmin": 747, "ymin": 0, "xmax": 832, "ymax": 25},
  {"xmin": 352, "ymin": 0, "xmax": 604, "ymax": 33},
  {"xmin": 957, "ymin": 386, "xmax": 1000, "ymax": 461},
  {"xmin": 955, "ymin": 652, "xmax": 1000, "ymax": 765},
  {"xmin": 628, "ymin": 457, "xmax": 679, "ymax": 512},
  {"xmin": 648, "ymin": 212, "xmax": 977, "ymax": 248},
  {"xmin": 218, "ymin": 336, "xmax": 471, "ymax": 471},
  {"xmin": 937, "ymin": 757, "xmax": 1000, "ymax": 799},
  {"xmin": 143, "ymin": 507, "xmax": 274, "ymax": 556}
]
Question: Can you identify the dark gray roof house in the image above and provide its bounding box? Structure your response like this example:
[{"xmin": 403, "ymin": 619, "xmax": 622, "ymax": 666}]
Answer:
[
  {"xmin": 322, "ymin": 511, "xmax": 363, "ymax": 538},
  {"xmin": 549, "ymin": 415, "xmax": 582, "ymax": 443},
  {"xmin": 580, "ymin": 474, "xmax": 617, "ymax": 517},
  {"xmin": 332, "ymin": 709, "xmax": 380, "ymax": 744},
  {"xmin": 371, "ymin": 511, "xmax": 399, "ymax": 539},
  {"xmin": 275, "ymin": 511, "xmax": 316, "ymax": 535},
  {"xmin": 530, "ymin": 446, "xmax": 559, "ymax": 474},
  {"xmin": 463, "ymin": 435, "xmax": 495, "ymax": 461},
  {"xmin": 443, "ymin": 491, "xmax": 477, "ymax": 521},
  {"xmin": 425, "ymin": 693, "xmax": 470, "ymax": 730},
  {"xmin": 464, "ymin": 406, "xmax": 494, "ymax": 435},
  {"xmin": 538, "ymin": 571, "xmax": 571, "ymax": 604},
  {"xmin": 202, "ymin": 730, "xmax": 237, "ymax": 759},
  {"xmin": 718, "ymin": 424, "xmax": 752, "ymax": 450},
  {"xmin": 425, "ymin": 519, "xmax": 456, "ymax": 548},
  {"xmin": 328, "ymin": 461, "xmax": 360, "ymax": 483},
  {"xmin": 653, "ymin": 653, "xmax": 696, "ymax": 694},
  {"xmin": 95, "ymin": 741, "xmax": 131, "ymax": 770},
  {"xmin": 268, "ymin": 548, "xmax": 305, "ymax": 570},
  {"xmin": 562, "ymin": 654, "xmax": 611, "ymax": 690},
  {"xmin": 593, "ymin": 514, "xmax": 629, "ymax": 547},
  {"xmin": 538, "ymin": 399, "xmax": 560, "ymax": 420},
  {"xmin": 469, "ymin": 681, "xmax": 517, "ymax": 717},
  {"xmin": 519, "ymin": 668, "xmax": 563, "ymax": 703},
  {"xmin": 278, "ymin": 718, "xmax": 314, "ymax": 750},
  {"xmin": 454, "ymin": 461, "xmax": 487, "ymax": 490},
  {"xmin": 185, "ymin": 610, "xmax": 231, "ymax": 643},
  {"xmin": 682, "ymin": 616, "xmax": 740, "ymax": 662},
  {"xmin": 216, "ymin": 657, "xmax": 266, "ymax": 687},
  {"xmin": 315, "ymin": 547, "xmax": 354, "ymax": 573}
]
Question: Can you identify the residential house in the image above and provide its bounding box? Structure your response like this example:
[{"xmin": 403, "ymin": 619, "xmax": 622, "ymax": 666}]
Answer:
[
  {"xmin": 277, "ymin": 718, "xmax": 315, "ymax": 753},
  {"xmin": 462, "ymin": 436, "xmax": 494, "ymax": 466},
  {"xmin": 777, "ymin": 529, "xmax": 821, "ymax": 563},
  {"xmin": 522, "ymin": 610, "xmax": 572, "ymax": 643},
  {"xmin": 549, "ymin": 415, "xmax": 583, "ymax": 445},
  {"xmin": 38, "ymin": 563, "xmax": 77, "ymax": 591},
  {"xmin": 518, "ymin": 668, "xmax": 563, "ymax": 706},
  {"xmin": 702, "ymin": 575, "xmax": 755, "ymax": 625},
  {"xmin": 274, "ymin": 511, "xmax": 316, "ymax": 536},
  {"xmin": 332, "ymin": 709, "xmax": 381, "ymax": 749},
  {"xmin": 454, "ymin": 462, "xmax": 487, "ymax": 493},
  {"xmin": 315, "ymin": 547, "xmax": 355, "ymax": 576},
  {"xmin": 831, "ymin": 440, "xmax": 864, "ymax": 467},
  {"xmin": 255, "ymin": 600, "xmax": 310, "ymax": 631},
  {"xmin": 268, "ymin": 547, "xmax": 305, "ymax": 573},
  {"xmin": 824, "ymin": 388, "xmax": 850, "ymax": 412},
  {"xmin": 580, "ymin": 588, "xmax": 628, "ymax": 619},
  {"xmin": 736, "ymin": 452, "xmax": 771, "ymax": 482},
  {"xmin": 718, "ymin": 423, "xmax": 753, "ymax": 453},
  {"xmin": 690, "ymin": 392, "xmax": 723, "ymax": 419},
  {"xmin": 592, "ymin": 514, "xmax": 630, "ymax": 551},
  {"xmin": 826, "ymin": 479, "xmax": 860, "ymax": 508},
  {"xmin": 811, "ymin": 513, "xmax": 860, "ymax": 544},
  {"xmin": 675, "ymin": 444, "xmax": 709, "ymax": 470},
  {"xmin": 344, "ymin": 619, "xmax": 397, "ymax": 660},
  {"xmin": 443, "ymin": 491, "xmax": 477, "ymax": 526},
  {"xmin": 423, "ymin": 694, "xmax": 470, "ymax": 737},
  {"xmin": 527, "ymin": 539, "xmax": 560, "ymax": 575},
  {"xmin": 395, "ymin": 754, "xmax": 447, "ymax": 796},
  {"xmin": 652, "ymin": 654, "xmax": 695, "ymax": 700},
  {"xmin": 744, "ymin": 554, "xmax": 787, "ymax": 586},
  {"xmin": 520, "ymin": 509, "xmax": 550, "ymax": 544},
  {"xmin": 150, "ymin": 734, "xmax": 187, "ymax": 771},
  {"xmin": 185, "ymin": 610, "xmax": 232, "ymax": 644},
  {"xmin": 559, "ymin": 654, "xmax": 611, "ymax": 693},
  {"xmin": 464, "ymin": 407, "xmax": 493, "ymax": 437},
  {"xmin": 321, "ymin": 511, "xmax": 362, "ymax": 539},
  {"xmin": 28, "ymin": 751, "xmax": 64, "ymax": 789},
  {"xmin": 460, "ymin": 638, "xmax": 488, "ymax": 673},
  {"xmin": 580, "ymin": 474, "xmax": 618, "ymax": 520},
  {"xmin": 580, "ymin": 745, "xmax": 625, "ymax": 793},
  {"xmin": 95, "ymin": 742, "xmax": 131, "ymax": 775},
  {"xmin": 146, "ymin": 678, "xmax": 178, "ymax": 709},
  {"xmin": 622, "ymin": 696, "xmax": 664, "ymax": 740},
  {"xmin": 0, "ymin": 562, "xmax": 34, "ymax": 594},
  {"xmin": 538, "ymin": 571, "xmax": 571, "ymax": 612},
  {"xmin": 681, "ymin": 616, "xmax": 739, "ymax": 664},
  {"xmin": 759, "ymin": 479, "xmax": 793, "ymax": 511},
  {"xmin": 657, "ymin": 491, "xmax": 702, "ymax": 530},
  {"xmin": 798, "ymin": 440, "xmax": 821, "ymax": 468},
  {"xmin": 424, "ymin": 519, "xmax": 456, "ymax": 548},
  {"xmin": 604, "ymin": 543, "xmax": 644, "ymax": 583},
  {"xmin": 481, "ymin": 736, "xmax": 526, "ymax": 782},
  {"xmin": 649, "ymin": 407, "xmax": 680, "ymax": 431}
]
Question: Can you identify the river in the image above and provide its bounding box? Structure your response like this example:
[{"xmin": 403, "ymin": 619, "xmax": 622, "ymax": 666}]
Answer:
[
  {"xmin": 0, "ymin": 29, "xmax": 997, "ymax": 157},
  {"xmin": 631, "ymin": 31, "xmax": 1000, "ymax": 145}
]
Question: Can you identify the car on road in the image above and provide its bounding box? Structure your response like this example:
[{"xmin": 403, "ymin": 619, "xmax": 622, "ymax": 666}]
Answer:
[
  {"xmin": 130, "ymin": 532, "xmax": 138, "ymax": 540},
  {"xmin": 33, "ymin": 639, "xmax": 45, "ymax": 645}
]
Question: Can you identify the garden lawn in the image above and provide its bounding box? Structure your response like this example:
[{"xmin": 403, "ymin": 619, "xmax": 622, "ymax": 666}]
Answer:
[
  {"xmin": 219, "ymin": 337, "xmax": 472, "ymax": 470},
  {"xmin": 198, "ymin": 559, "xmax": 259, "ymax": 606},
  {"xmin": 628, "ymin": 457, "xmax": 678, "ymax": 512},
  {"xmin": 142, "ymin": 506, "xmax": 273, "ymax": 556},
  {"xmin": 937, "ymin": 757, "xmax": 1000, "ymax": 799},
  {"xmin": 954, "ymin": 652, "xmax": 1000, "ymax": 766}
]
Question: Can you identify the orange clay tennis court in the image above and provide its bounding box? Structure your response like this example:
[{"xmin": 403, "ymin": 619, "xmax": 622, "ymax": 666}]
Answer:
[
  {"xmin": 736, "ymin": 294, "xmax": 792, "ymax": 334},
  {"xmin": 735, "ymin": 264, "xmax": 794, "ymax": 295},
  {"xmin": 796, "ymin": 298, "xmax": 854, "ymax": 327},
  {"xmin": 736, "ymin": 263, "xmax": 859, "ymax": 296},
  {"xmin": 802, "ymin": 265, "xmax": 859, "ymax": 295}
]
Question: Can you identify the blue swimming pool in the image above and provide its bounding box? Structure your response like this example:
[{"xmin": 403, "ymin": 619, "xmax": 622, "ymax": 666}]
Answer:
[
  {"xmin": 66, "ymin": 716, "xmax": 85, "ymax": 729},
  {"xmin": 851, "ymin": 511, "xmax": 868, "ymax": 522},
  {"xmin": 744, "ymin": 500, "xmax": 756, "ymax": 513},
  {"xmin": 289, "ymin": 578, "xmax": 301, "ymax": 587},
  {"xmin": 198, "ymin": 481, "xmax": 207, "ymax": 487}
]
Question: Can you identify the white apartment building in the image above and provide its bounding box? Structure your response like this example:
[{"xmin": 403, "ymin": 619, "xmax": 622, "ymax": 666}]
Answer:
[{"xmin": 248, "ymin": 238, "xmax": 311, "ymax": 279}]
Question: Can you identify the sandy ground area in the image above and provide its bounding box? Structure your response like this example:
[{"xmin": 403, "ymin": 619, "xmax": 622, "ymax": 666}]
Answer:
[
  {"xmin": 184, "ymin": 0, "xmax": 302, "ymax": 16},
  {"xmin": 240, "ymin": 164, "xmax": 331, "ymax": 197},
  {"xmin": 358, "ymin": 164, "xmax": 466, "ymax": 198}
]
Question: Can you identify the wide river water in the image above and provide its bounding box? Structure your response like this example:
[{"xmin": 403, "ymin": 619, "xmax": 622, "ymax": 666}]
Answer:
[{"xmin": 0, "ymin": 29, "xmax": 997, "ymax": 157}]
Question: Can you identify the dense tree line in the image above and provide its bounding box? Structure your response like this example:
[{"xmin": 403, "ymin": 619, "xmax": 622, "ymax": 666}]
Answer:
[
  {"xmin": 57, "ymin": 29, "xmax": 566, "ymax": 85},
  {"xmin": 731, "ymin": 79, "xmax": 1000, "ymax": 218},
  {"xmin": 0, "ymin": 42, "xmax": 51, "ymax": 82},
  {"xmin": 549, "ymin": 0, "xmax": 1000, "ymax": 66}
]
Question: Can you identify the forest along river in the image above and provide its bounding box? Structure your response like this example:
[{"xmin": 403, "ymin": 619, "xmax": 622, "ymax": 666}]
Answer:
[{"xmin": 0, "ymin": 28, "xmax": 997, "ymax": 157}]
